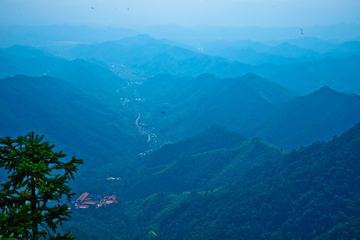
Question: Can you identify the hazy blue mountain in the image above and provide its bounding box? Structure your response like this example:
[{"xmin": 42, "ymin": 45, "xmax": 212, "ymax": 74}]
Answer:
[
  {"xmin": 55, "ymin": 35, "xmax": 257, "ymax": 80},
  {"xmin": 262, "ymin": 56, "xmax": 360, "ymax": 94},
  {"xmin": 1, "ymin": 44, "xmax": 46, "ymax": 58},
  {"xmin": 57, "ymin": 34, "xmax": 213, "ymax": 79},
  {"xmin": 111, "ymin": 34, "xmax": 165, "ymax": 46},
  {"xmin": 0, "ymin": 53, "xmax": 33, "ymax": 78},
  {"xmin": 235, "ymin": 72, "xmax": 298, "ymax": 103},
  {"xmin": 268, "ymin": 42, "xmax": 320, "ymax": 58},
  {"xmin": 48, "ymin": 35, "xmax": 360, "ymax": 95},
  {"xmin": 132, "ymin": 73, "xmax": 360, "ymax": 151},
  {"xmin": 200, "ymin": 40, "xmax": 320, "ymax": 65},
  {"xmin": 190, "ymin": 38, "xmax": 360, "ymax": 65},
  {"xmin": 242, "ymin": 42, "xmax": 321, "ymax": 59},
  {"xmin": 331, "ymin": 41, "xmax": 360, "ymax": 53},
  {"xmin": 138, "ymin": 73, "xmax": 239, "ymax": 105},
  {"xmin": 183, "ymin": 76, "xmax": 280, "ymax": 135},
  {"xmin": 284, "ymin": 37, "xmax": 339, "ymax": 53},
  {"xmin": 49, "ymin": 58, "xmax": 127, "ymax": 96},
  {"xmin": 203, "ymin": 46, "xmax": 317, "ymax": 66},
  {"xmin": 337, "ymin": 55, "xmax": 360, "ymax": 74},
  {"xmin": 25, "ymin": 34, "xmax": 356, "ymax": 97},
  {"xmin": 0, "ymin": 25, "xmax": 139, "ymax": 47},
  {"xmin": 247, "ymin": 86, "xmax": 360, "ymax": 150},
  {"xmin": 0, "ymin": 75, "xmax": 146, "ymax": 171},
  {"xmin": 274, "ymin": 40, "xmax": 360, "ymax": 57},
  {"xmin": 136, "ymin": 23, "xmax": 360, "ymax": 42},
  {"xmin": 133, "ymin": 73, "xmax": 297, "ymax": 143},
  {"xmin": 2, "ymin": 23, "xmax": 357, "ymax": 240},
  {"xmin": 0, "ymin": 45, "xmax": 67, "ymax": 78}
]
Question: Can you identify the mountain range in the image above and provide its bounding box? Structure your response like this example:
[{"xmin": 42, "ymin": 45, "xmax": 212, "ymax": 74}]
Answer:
[
  {"xmin": 0, "ymin": 74, "xmax": 146, "ymax": 178},
  {"xmin": 126, "ymin": 125, "xmax": 284, "ymax": 199},
  {"xmin": 121, "ymin": 121, "xmax": 360, "ymax": 240},
  {"xmin": 131, "ymin": 73, "xmax": 360, "ymax": 151},
  {"xmin": 61, "ymin": 112, "xmax": 360, "ymax": 240},
  {"xmin": 1, "ymin": 28, "xmax": 360, "ymax": 240}
]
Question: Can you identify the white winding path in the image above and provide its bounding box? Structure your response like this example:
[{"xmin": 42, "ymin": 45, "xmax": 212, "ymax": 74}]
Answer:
[{"xmin": 136, "ymin": 113, "xmax": 151, "ymax": 142}]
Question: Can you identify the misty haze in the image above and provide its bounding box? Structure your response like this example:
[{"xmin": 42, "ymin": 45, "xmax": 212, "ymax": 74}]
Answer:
[{"xmin": 1, "ymin": 0, "xmax": 360, "ymax": 239}]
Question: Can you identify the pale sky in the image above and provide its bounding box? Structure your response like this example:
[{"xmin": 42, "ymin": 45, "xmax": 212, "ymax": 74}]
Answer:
[{"xmin": 0, "ymin": 0, "xmax": 359, "ymax": 28}]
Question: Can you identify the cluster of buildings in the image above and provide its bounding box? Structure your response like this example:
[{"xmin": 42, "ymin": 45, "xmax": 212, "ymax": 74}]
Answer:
[{"xmin": 70, "ymin": 192, "xmax": 117, "ymax": 210}]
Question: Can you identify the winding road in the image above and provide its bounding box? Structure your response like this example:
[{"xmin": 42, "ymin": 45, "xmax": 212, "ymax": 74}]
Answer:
[{"xmin": 136, "ymin": 113, "xmax": 151, "ymax": 142}]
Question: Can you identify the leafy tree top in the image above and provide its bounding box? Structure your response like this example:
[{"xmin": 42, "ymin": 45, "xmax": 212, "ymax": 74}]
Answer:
[{"xmin": 0, "ymin": 132, "xmax": 83, "ymax": 240}]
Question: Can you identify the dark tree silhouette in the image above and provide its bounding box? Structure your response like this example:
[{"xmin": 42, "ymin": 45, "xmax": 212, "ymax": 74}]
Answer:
[{"xmin": 0, "ymin": 132, "xmax": 83, "ymax": 240}]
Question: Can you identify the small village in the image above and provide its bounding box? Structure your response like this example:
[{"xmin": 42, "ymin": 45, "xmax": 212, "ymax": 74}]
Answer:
[{"xmin": 70, "ymin": 192, "xmax": 117, "ymax": 210}]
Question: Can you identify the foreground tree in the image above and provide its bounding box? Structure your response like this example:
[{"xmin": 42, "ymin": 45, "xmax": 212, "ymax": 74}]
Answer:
[{"xmin": 0, "ymin": 132, "xmax": 83, "ymax": 240}]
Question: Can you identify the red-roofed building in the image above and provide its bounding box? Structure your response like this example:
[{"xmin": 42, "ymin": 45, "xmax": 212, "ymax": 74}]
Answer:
[
  {"xmin": 77, "ymin": 192, "xmax": 89, "ymax": 203},
  {"xmin": 75, "ymin": 192, "xmax": 118, "ymax": 209},
  {"xmin": 83, "ymin": 201, "xmax": 98, "ymax": 205}
]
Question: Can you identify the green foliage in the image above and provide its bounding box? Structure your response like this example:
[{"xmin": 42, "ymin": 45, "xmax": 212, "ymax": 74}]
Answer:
[
  {"xmin": 0, "ymin": 132, "xmax": 83, "ymax": 240},
  {"xmin": 126, "ymin": 125, "xmax": 284, "ymax": 199},
  {"xmin": 119, "ymin": 122, "xmax": 360, "ymax": 240},
  {"xmin": 149, "ymin": 231, "xmax": 157, "ymax": 237},
  {"xmin": 0, "ymin": 74, "xmax": 147, "ymax": 171},
  {"xmin": 57, "ymin": 203, "xmax": 135, "ymax": 240}
]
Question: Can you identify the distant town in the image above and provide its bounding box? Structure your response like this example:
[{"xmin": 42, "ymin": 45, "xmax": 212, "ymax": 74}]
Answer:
[{"xmin": 70, "ymin": 192, "xmax": 117, "ymax": 210}]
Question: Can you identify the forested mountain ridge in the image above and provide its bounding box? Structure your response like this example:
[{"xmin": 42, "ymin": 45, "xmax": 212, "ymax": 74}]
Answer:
[
  {"xmin": 122, "ymin": 121, "xmax": 360, "ymax": 240},
  {"xmin": 0, "ymin": 26, "xmax": 359, "ymax": 240},
  {"xmin": 247, "ymin": 86, "xmax": 360, "ymax": 150},
  {"xmin": 263, "ymin": 55, "xmax": 360, "ymax": 94},
  {"xmin": 49, "ymin": 58, "xmax": 127, "ymax": 92},
  {"xmin": 2, "ymin": 36, "xmax": 360, "ymax": 95},
  {"xmin": 0, "ymin": 75, "xmax": 147, "ymax": 174},
  {"xmin": 61, "ymin": 118, "xmax": 360, "ymax": 240},
  {"xmin": 125, "ymin": 125, "xmax": 284, "ymax": 199},
  {"xmin": 41, "ymin": 35, "xmax": 360, "ymax": 94},
  {"xmin": 134, "ymin": 73, "xmax": 297, "ymax": 142},
  {"xmin": 0, "ymin": 45, "xmax": 67, "ymax": 78},
  {"xmin": 201, "ymin": 39, "xmax": 360, "ymax": 65},
  {"xmin": 47, "ymin": 58, "xmax": 132, "ymax": 108},
  {"xmin": 130, "ymin": 72, "xmax": 360, "ymax": 151}
]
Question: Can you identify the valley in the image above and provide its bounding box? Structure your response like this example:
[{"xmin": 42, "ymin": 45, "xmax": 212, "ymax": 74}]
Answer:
[{"xmin": 1, "ymin": 24, "xmax": 360, "ymax": 240}]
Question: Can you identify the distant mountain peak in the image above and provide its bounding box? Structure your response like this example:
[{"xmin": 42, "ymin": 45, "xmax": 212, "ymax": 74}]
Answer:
[
  {"xmin": 315, "ymin": 85, "xmax": 338, "ymax": 93},
  {"xmin": 72, "ymin": 58, "xmax": 87, "ymax": 64},
  {"xmin": 278, "ymin": 42, "xmax": 293, "ymax": 47},
  {"xmin": 2, "ymin": 44, "xmax": 45, "ymax": 58},
  {"xmin": 305, "ymin": 85, "xmax": 356, "ymax": 100},
  {"xmin": 133, "ymin": 34, "xmax": 154, "ymax": 40},
  {"xmin": 195, "ymin": 73, "xmax": 218, "ymax": 80},
  {"xmin": 242, "ymin": 72, "xmax": 261, "ymax": 78},
  {"xmin": 240, "ymin": 72, "xmax": 285, "ymax": 87},
  {"xmin": 115, "ymin": 34, "xmax": 158, "ymax": 46}
]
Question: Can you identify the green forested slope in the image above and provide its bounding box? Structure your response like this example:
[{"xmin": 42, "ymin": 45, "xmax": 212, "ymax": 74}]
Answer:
[
  {"xmin": 0, "ymin": 45, "xmax": 67, "ymax": 78},
  {"xmin": 133, "ymin": 73, "xmax": 360, "ymax": 151},
  {"xmin": 66, "ymin": 121, "xmax": 360, "ymax": 240},
  {"xmin": 135, "ymin": 73, "xmax": 297, "ymax": 141},
  {"xmin": 0, "ymin": 75, "xmax": 146, "ymax": 170},
  {"xmin": 134, "ymin": 122, "xmax": 360, "ymax": 240},
  {"xmin": 126, "ymin": 125, "xmax": 283, "ymax": 198},
  {"xmin": 49, "ymin": 58, "xmax": 127, "ymax": 94},
  {"xmin": 248, "ymin": 86, "xmax": 360, "ymax": 150}
]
